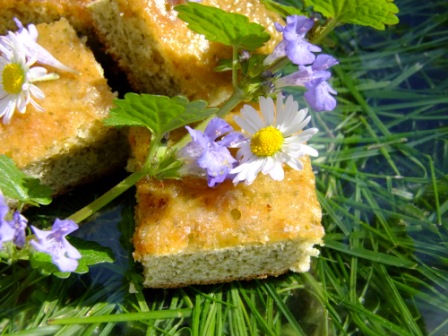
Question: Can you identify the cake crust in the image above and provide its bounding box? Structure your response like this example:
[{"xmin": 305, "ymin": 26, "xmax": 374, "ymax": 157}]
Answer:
[
  {"xmin": 0, "ymin": 19, "xmax": 128, "ymax": 194},
  {"xmin": 131, "ymin": 124, "xmax": 324, "ymax": 287},
  {"xmin": 88, "ymin": 0, "xmax": 283, "ymax": 105}
]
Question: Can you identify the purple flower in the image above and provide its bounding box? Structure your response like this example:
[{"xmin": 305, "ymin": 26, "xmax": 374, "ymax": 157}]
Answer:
[
  {"xmin": 0, "ymin": 193, "xmax": 27, "ymax": 249},
  {"xmin": 275, "ymin": 54, "xmax": 339, "ymax": 111},
  {"xmin": 265, "ymin": 15, "xmax": 321, "ymax": 66},
  {"xmin": 304, "ymin": 81, "xmax": 337, "ymax": 111},
  {"xmin": 30, "ymin": 219, "xmax": 81, "ymax": 272},
  {"xmin": 178, "ymin": 118, "xmax": 244, "ymax": 187}
]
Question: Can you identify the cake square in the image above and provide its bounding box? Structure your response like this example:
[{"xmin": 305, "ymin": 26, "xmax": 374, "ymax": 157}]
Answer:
[{"xmin": 0, "ymin": 18, "xmax": 128, "ymax": 195}]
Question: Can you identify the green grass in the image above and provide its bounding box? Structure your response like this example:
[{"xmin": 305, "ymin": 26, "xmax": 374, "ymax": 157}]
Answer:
[{"xmin": 1, "ymin": 0, "xmax": 447, "ymax": 334}]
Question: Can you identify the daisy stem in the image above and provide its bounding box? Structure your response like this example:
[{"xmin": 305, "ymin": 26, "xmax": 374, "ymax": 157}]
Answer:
[{"xmin": 67, "ymin": 170, "xmax": 147, "ymax": 224}]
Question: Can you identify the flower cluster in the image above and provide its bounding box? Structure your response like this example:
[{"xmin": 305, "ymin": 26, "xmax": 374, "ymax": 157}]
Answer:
[
  {"xmin": 0, "ymin": 195, "xmax": 27, "ymax": 249},
  {"xmin": 178, "ymin": 15, "xmax": 331, "ymax": 187},
  {"xmin": 180, "ymin": 94, "xmax": 318, "ymax": 186},
  {"xmin": 0, "ymin": 193, "xmax": 81, "ymax": 272},
  {"xmin": 178, "ymin": 118, "xmax": 244, "ymax": 187},
  {"xmin": 0, "ymin": 18, "xmax": 72, "ymax": 124},
  {"xmin": 265, "ymin": 15, "xmax": 339, "ymax": 112}
]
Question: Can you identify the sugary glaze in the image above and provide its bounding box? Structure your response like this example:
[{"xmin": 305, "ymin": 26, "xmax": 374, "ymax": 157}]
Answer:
[
  {"xmin": 0, "ymin": 0, "xmax": 94, "ymax": 35},
  {"xmin": 89, "ymin": 0, "xmax": 284, "ymax": 105},
  {"xmin": 0, "ymin": 18, "xmax": 116, "ymax": 168},
  {"xmin": 133, "ymin": 157, "xmax": 323, "ymax": 258}
]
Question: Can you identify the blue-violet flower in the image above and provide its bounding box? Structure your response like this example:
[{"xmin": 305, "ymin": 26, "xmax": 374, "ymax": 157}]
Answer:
[
  {"xmin": 265, "ymin": 15, "xmax": 321, "ymax": 66},
  {"xmin": 276, "ymin": 54, "xmax": 339, "ymax": 111},
  {"xmin": 178, "ymin": 118, "xmax": 244, "ymax": 187},
  {"xmin": 0, "ymin": 192, "xmax": 27, "ymax": 249},
  {"xmin": 30, "ymin": 219, "xmax": 81, "ymax": 272}
]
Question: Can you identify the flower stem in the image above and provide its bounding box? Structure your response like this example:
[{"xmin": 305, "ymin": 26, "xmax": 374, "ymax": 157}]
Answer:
[
  {"xmin": 216, "ymin": 90, "xmax": 244, "ymax": 117},
  {"xmin": 232, "ymin": 46, "xmax": 239, "ymax": 90},
  {"xmin": 171, "ymin": 91, "xmax": 245, "ymax": 153},
  {"xmin": 67, "ymin": 170, "xmax": 147, "ymax": 224}
]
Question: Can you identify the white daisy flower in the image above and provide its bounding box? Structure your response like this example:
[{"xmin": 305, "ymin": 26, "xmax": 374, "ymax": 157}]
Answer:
[
  {"xmin": 231, "ymin": 94, "xmax": 318, "ymax": 185},
  {"xmin": 0, "ymin": 33, "xmax": 49, "ymax": 124},
  {"xmin": 8, "ymin": 18, "xmax": 74, "ymax": 73}
]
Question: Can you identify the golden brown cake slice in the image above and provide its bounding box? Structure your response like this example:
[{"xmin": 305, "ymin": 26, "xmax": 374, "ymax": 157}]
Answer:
[
  {"xmin": 130, "ymin": 125, "xmax": 324, "ymax": 288},
  {"xmin": 0, "ymin": 0, "xmax": 94, "ymax": 35},
  {"xmin": 88, "ymin": 0, "xmax": 283, "ymax": 106},
  {"xmin": 0, "ymin": 18, "xmax": 128, "ymax": 195}
]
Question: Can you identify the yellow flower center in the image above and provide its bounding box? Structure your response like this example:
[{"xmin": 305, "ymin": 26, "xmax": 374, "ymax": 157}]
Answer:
[
  {"xmin": 250, "ymin": 126, "xmax": 284, "ymax": 157},
  {"xmin": 2, "ymin": 63, "xmax": 25, "ymax": 94}
]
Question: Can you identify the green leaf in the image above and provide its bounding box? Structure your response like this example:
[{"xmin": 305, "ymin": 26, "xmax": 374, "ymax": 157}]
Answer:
[
  {"xmin": 105, "ymin": 93, "xmax": 217, "ymax": 136},
  {"xmin": 30, "ymin": 237, "xmax": 115, "ymax": 278},
  {"xmin": 0, "ymin": 155, "xmax": 52, "ymax": 206},
  {"xmin": 175, "ymin": 3, "xmax": 271, "ymax": 50},
  {"xmin": 260, "ymin": 0, "xmax": 306, "ymax": 17},
  {"xmin": 304, "ymin": 0, "xmax": 399, "ymax": 30}
]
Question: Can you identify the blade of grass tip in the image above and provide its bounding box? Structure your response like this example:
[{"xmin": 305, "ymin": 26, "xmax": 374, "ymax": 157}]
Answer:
[
  {"xmin": 215, "ymin": 291, "xmax": 224, "ymax": 336},
  {"xmin": 360, "ymin": 115, "xmax": 401, "ymax": 176},
  {"xmin": 426, "ymin": 155, "xmax": 443, "ymax": 226},
  {"xmin": 229, "ymin": 284, "xmax": 249, "ymax": 336},
  {"xmin": 2, "ymin": 326, "xmax": 62, "ymax": 336},
  {"xmin": 56, "ymin": 302, "xmax": 117, "ymax": 336},
  {"xmin": 249, "ymin": 290, "xmax": 258, "ymax": 334},
  {"xmin": 349, "ymin": 177, "xmax": 363, "ymax": 327},
  {"xmin": 376, "ymin": 264, "xmax": 424, "ymax": 336},
  {"xmin": 48, "ymin": 309, "xmax": 192, "ymax": 325},
  {"xmin": 35, "ymin": 280, "xmax": 66, "ymax": 328},
  {"xmin": 360, "ymin": 185, "xmax": 399, "ymax": 245},
  {"xmin": 386, "ymin": 62, "xmax": 424, "ymax": 89},
  {"xmin": 97, "ymin": 323, "xmax": 117, "ymax": 336},
  {"xmin": 191, "ymin": 292, "xmax": 202, "ymax": 336},
  {"xmin": 262, "ymin": 281, "xmax": 306, "ymax": 336},
  {"xmin": 414, "ymin": 259, "xmax": 448, "ymax": 291},
  {"xmin": 340, "ymin": 298, "xmax": 412, "ymax": 335},
  {"xmin": 428, "ymin": 317, "xmax": 448, "ymax": 336},
  {"xmin": 302, "ymin": 272, "xmax": 343, "ymax": 332},
  {"xmin": 393, "ymin": 280, "xmax": 448, "ymax": 313},
  {"xmin": 163, "ymin": 292, "xmax": 187, "ymax": 332},
  {"xmin": 199, "ymin": 292, "xmax": 214, "ymax": 335},
  {"xmin": 179, "ymin": 288, "xmax": 194, "ymax": 309},
  {"xmin": 323, "ymin": 239, "xmax": 417, "ymax": 268},
  {"xmin": 333, "ymin": 65, "xmax": 391, "ymax": 137},
  {"xmin": 236, "ymin": 282, "xmax": 277, "ymax": 336},
  {"xmin": 316, "ymin": 191, "xmax": 351, "ymax": 235},
  {"xmin": 204, "ymin": 293, "xmax": 220, "ymax": 336}
]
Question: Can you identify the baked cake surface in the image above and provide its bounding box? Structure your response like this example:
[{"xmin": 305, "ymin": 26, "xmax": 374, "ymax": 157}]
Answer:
[
  {"xmin": 88, "ymin": 0, "xmax": 283, "ymax": 105},
  {"xmin": 130, "ymin": 124, "xmax": 324, "ymax": 288},
  {"xmin": 0, "ymin": 18, "xmax": 128, "ymax": 194},
  {"xmin": 0, "ymin": 0, "xmax": 94, "ymax": 35}
]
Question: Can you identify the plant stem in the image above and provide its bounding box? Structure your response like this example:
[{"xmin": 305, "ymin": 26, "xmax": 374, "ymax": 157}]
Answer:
[
  {"xmin": 232, "ymin": 46, "xmax": 239, "ymax": 89},
  {"xmin": 172, "ymin": 91, "xmax": 245, "ymax": 153},
  {"xmin": 68, "ymin": 170, "xmax": 147, "ymax": 224},
  {"xmin": 216, "ymin": 91, "xmax": 245, "ymax": 117}
]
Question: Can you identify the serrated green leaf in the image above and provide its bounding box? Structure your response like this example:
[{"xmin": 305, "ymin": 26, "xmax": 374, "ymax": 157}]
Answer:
[
  {"xmin": 304, "ymin": 0, "xmax": 399, "ymax": 30},
  {"xmin": 260, "ymin": 0, "xmax": 306, "ymax": 17},
  {"xmin": 0, "ymin": 155, "xmax": 52, "ymax": 206},
  {"xmin": 105, "ymin": 93, "xmax": 217, "ymax": 135},
  {"xmin": 29, "ymin": 237, "xmax": 114, "ymax": 278},
  {"xmin": 175, "ymin": 3, "xmax": 270, "ymax": 50}
]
